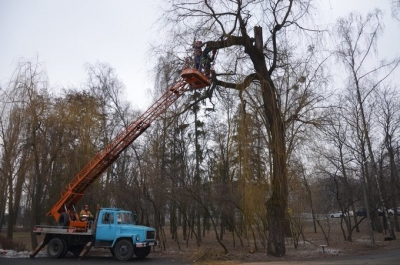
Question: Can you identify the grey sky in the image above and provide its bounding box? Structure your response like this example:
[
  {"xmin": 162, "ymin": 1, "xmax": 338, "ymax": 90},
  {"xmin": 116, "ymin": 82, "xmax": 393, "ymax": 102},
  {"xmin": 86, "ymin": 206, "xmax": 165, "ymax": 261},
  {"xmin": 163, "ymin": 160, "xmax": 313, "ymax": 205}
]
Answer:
[
  {"xmin": 0, "ymin": 0, "xmax": 398, "ymax": 109},
  {"xmin": 0, "ymin": 0, "xmax": 163, "ymax": 108}
]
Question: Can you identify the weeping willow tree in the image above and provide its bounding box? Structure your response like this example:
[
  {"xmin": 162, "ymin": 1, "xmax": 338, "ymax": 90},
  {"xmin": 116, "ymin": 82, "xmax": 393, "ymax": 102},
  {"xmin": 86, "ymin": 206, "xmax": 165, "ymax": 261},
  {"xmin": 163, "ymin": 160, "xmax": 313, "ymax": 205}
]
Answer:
[{"xmin": 231, "ymin": 92, "xmax": 269, "ymax": 249}]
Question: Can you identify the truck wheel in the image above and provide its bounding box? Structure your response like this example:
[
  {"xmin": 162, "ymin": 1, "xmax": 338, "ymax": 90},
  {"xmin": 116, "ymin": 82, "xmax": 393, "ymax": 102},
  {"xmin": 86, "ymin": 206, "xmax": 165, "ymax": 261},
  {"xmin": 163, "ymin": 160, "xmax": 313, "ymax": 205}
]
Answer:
[
  {"xmin": 134, "ymin": 246, "xmax": 151, "ymax": 259},
  {"xmin": 47, "ymin": 237, "xmax": 67, "ymax": 259},
  {"xmin": 57, "ymin": 212, "xmax": 70, "ymax": 228},
  {"xmin": 114, "ymin": 239, "xmax": 134, "ymax": 261},
  {"xmin": 60, "ymin": 239, "xmax": 69, "ymax": 258}
]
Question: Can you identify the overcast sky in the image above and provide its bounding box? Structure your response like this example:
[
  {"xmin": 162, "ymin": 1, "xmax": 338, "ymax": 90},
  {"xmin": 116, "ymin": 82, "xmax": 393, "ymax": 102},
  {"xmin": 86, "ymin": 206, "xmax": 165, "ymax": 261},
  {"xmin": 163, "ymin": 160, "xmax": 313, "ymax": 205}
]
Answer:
[
  {"xmin": 0, "ymin": 0, "xmax": 164, "ymax": 108},
  {"xmin": 0, "ymin": 0, "xmax": 398, "ymax": 110}
]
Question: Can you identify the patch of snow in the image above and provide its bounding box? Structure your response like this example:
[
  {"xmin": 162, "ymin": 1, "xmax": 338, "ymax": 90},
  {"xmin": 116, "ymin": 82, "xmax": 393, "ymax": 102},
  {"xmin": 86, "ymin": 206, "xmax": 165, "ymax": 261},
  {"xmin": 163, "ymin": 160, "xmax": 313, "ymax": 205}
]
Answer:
[
  {"xmin": 321, "ymin": 248, "xmax": 341, "ymax": 254},
  {"xmin": 0, "ymin": 249, "xmax": 47, "ymax": 258}
]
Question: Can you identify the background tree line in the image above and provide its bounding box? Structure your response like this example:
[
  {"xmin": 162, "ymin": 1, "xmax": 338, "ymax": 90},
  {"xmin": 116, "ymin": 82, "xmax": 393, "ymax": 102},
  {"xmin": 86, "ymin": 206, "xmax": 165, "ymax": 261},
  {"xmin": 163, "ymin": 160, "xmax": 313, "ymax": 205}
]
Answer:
[{"xmin": 0, "ymin": 0, "xmax": 399, "ymax": 258}]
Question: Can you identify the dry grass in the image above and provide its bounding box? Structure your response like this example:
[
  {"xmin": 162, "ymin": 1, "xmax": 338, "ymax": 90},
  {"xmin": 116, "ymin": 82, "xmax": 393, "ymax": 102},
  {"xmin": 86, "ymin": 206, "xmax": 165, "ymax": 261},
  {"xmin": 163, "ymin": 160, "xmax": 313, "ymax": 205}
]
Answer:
[
  {"xmin": 153, "ymin": 218, "xmax": 400, "ymax": 264},
  {"xmin": 2, "ymin": 218, "xmax": 400, "ymax": 263}
]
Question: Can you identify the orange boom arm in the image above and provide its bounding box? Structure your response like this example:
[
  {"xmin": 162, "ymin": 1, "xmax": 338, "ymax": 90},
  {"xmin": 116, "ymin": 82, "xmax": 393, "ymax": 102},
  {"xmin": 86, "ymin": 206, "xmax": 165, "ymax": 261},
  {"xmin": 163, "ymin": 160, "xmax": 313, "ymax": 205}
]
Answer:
[{"xmin": 47, "ymin": 69, "xmax": 211, "ymax": 227}]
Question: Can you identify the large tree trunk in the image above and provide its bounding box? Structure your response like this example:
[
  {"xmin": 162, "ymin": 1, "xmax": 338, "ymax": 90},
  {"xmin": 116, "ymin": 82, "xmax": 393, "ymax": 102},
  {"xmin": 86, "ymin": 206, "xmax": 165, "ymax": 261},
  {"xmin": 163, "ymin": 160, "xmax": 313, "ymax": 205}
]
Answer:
[
  {"xmin": 250, "ymin": 27, "xmax": 288, "ymax": 257},
  {"xmin": 263, "ymin": 90, "xmax": 287, "ymax": 256}
]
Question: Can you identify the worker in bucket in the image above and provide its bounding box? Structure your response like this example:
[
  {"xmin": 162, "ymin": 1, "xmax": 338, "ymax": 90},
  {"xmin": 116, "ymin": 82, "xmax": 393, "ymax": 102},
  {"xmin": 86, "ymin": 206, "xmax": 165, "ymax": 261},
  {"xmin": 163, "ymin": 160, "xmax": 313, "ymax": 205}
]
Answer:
[
  {"xmin": 193, "ymin": 40, "xmax": 203, "ymax": 71},
  {"xmin": 202, "ymin": 47, "xmax": 217, "ymax": 78}
]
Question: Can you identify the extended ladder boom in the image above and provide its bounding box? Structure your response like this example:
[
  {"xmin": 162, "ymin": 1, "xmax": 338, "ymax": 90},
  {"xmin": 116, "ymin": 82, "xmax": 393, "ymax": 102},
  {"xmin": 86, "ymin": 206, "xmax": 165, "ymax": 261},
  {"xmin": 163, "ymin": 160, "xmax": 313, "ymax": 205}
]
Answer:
[{"xmin": 48, "ymin": 69, "xmax": 211, "ymax": 223}]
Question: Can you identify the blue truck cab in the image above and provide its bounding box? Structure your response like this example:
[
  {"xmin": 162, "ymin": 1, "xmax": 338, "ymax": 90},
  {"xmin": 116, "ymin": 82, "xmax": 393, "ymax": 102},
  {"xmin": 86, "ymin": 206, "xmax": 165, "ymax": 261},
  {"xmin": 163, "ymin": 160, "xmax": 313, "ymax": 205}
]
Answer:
[{"xmin": 95, "ymin": 208, "xmax": 157, "ymax": 260}]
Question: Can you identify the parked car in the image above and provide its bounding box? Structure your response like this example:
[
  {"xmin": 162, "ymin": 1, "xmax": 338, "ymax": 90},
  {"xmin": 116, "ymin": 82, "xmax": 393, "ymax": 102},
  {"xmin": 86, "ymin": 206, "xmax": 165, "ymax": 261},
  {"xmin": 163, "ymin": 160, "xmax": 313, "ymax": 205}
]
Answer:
[
  {"xmin": 388, "ymin": 207, "xmax": 400, "ymax": 216},
  {"xmin": 330, "ymin": 211, "xmax": 343, "ymax": 218},
  {"xmin": 356, "ymin": 207, "xmax": 377, "ymax": 217},
  {"xmin": 356, "ymin": 207, "xmax": 384, "ymax": 217},
  {"xmin": 347, "ymin": 210, "xmax": 354, "ymax": 217},
  {"xmin": 356, "ymin": 207, "xmax": 367, "ymax": 217}
]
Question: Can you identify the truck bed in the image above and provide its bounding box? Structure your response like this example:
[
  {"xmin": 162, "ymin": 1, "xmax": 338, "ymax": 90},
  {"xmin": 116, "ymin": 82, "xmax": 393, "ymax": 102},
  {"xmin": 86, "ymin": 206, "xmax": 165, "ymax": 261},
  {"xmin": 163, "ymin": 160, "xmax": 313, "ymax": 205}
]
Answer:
[{"xmin": 33, "ymin": 225, "xmax": 94, "ymax": 235}]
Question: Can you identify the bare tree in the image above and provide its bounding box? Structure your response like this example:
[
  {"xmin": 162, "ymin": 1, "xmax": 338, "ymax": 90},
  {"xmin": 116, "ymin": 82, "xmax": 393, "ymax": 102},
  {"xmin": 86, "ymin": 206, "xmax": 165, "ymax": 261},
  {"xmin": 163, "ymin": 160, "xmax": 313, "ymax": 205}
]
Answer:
[
  {"xmin": 335, "ymin": 9, "xmax": 400, "ymax": 239},
  {"xmin": 0, "ymin": 76, "xmax": 29, "ymax": 237},
  {"xmin": 84, "ymin": 63, "xmax": 129, "ymax": 207},
  {"xmin": 162, "ymin": 0, "xmax": 325, "ymax": 256},
  {"xmin": 3, "ymin": 61, "xmax": 60, "ymax": 248},
  {"xmin": 375, "ymin": 87, "xmax": 400, "ymax": 231}
]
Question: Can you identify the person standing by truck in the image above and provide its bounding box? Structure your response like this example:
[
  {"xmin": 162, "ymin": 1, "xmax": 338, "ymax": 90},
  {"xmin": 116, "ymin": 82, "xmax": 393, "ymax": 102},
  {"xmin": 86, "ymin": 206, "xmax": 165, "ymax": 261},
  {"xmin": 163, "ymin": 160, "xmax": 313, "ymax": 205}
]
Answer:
[{"xmin": 80, "ymin": 204, "xmax": 93, "ymax": 221}]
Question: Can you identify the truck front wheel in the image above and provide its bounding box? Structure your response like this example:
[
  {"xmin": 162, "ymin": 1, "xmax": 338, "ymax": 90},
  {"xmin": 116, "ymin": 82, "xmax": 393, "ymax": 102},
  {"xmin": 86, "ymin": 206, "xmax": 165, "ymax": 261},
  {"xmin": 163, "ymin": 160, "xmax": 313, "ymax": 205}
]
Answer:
[
  {"xmin": 134, "ymin": 246, "xmax": 151, "ymax": 259},
  {"xmin": 114, "ymin": 239, "xmax": 134, "ymax": 261},
  {"xmin": 47, "ymin": 237, "xmax": 67, "ymax": 258}
]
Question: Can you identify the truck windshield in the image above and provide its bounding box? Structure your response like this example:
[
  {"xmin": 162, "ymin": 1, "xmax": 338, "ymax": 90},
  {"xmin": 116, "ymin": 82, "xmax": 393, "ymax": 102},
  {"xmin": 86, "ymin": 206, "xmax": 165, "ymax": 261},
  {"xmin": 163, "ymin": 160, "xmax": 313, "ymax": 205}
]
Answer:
[{"xmin": 116, "ymin": 212, "xmax": 135, "ymax": 224}]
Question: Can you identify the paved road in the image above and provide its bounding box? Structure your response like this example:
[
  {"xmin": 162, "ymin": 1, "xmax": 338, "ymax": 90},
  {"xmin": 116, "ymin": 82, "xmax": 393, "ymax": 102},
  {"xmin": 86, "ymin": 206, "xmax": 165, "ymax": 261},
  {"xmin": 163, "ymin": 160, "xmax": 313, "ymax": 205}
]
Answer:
[
  {"xmin": 0, "ymin": 255, "xmax": 186, "ymax": 265},
  {"xmin": 1, "ymin": 248, "xmax": 399, "ymax": 265}
]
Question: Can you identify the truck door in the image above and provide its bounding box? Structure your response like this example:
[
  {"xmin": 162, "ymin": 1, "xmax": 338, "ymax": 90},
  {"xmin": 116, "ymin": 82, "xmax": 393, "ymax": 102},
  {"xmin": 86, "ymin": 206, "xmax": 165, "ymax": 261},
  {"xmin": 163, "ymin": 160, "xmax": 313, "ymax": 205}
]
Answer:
[{"xmin": 95, "ymin": 211, "xmax": 117, "ymax": 242}]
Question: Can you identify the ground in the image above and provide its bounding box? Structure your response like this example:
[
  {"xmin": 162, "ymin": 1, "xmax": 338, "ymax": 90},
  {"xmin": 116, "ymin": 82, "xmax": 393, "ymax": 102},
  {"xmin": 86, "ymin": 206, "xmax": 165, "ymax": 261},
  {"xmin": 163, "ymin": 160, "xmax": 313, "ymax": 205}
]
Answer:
[
  {"xmin": 2, "ymin": 217, "xmax": 400, "ymax": 263},
  {"xmin": 152, "ymin": 218, "xmax": 400, "ymax": 264}
]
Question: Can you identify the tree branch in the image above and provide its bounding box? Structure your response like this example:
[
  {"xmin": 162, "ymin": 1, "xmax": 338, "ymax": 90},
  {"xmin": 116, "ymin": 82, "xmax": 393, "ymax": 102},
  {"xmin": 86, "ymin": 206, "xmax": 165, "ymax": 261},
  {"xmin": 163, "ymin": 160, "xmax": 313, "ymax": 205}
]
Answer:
[{"xmin": 213, "ymin": 73, "xmax": 259, "ymax": 91}]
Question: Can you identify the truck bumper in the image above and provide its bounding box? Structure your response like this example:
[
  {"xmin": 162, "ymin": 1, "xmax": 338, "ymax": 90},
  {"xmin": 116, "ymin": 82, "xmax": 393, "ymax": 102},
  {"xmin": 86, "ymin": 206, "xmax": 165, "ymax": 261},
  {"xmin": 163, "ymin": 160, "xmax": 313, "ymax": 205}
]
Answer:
[{"xmin": 135, "ymin": 241, "xmax": 158, "ymax": 248}]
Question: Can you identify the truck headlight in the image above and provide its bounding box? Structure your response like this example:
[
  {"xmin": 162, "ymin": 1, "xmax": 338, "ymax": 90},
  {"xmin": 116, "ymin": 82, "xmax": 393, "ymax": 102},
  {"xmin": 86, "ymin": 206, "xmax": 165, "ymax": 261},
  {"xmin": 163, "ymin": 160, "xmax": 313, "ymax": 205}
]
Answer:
[{"xmin": 136, "ymin": 236, "xmax": 140, "ymax": 241}]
